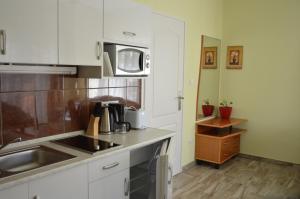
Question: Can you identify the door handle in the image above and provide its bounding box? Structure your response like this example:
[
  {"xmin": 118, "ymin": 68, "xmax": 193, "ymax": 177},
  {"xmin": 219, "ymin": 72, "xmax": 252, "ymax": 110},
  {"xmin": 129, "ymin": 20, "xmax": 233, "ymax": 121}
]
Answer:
[
  {"xmin": 177, "ymin": 96, "xmax": 184, "ymax": 111},
  {"xmin": 0, "ymin": 30, "xmax": 6, "ymax": 55}
]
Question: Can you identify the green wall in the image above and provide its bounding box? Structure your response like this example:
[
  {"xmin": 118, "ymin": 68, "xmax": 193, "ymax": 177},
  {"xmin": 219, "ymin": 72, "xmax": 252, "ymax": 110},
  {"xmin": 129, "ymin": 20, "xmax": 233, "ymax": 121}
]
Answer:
[
  {"xmin": 137, "ymin": 0, "xmax": 300, "ymax": 165},
  {"xmin": 134, "ymin": 0, "xmax": 223, "ymax": 165},
  {"xmin": 220, "ymin": 0, "xmax": 300, "ymax": 164}
]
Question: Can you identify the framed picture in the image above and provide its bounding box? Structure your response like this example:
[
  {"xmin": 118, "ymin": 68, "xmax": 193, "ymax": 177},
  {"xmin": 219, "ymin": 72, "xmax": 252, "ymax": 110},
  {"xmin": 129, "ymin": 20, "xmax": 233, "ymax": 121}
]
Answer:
[
  {"xmin": 226, "ymin": 46, "xmax": 243, "ymax": 69},
  {"xmin": 201, "ymin": 47, "xmax": 217, "ymax": 69}
]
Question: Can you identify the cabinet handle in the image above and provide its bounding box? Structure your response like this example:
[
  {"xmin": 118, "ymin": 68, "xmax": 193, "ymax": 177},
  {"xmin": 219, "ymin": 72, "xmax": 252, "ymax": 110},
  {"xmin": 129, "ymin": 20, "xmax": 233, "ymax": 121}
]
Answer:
[
  {"xmin": 124, "ymin": 177, "xmax": 129, "ymax": 196},
  {"xmin": 168, "ymin": 166, "xmax": 173, "ymax": 185},
  {"xmin": 102, "ymin": 162, "xmax": 119, "ymax": 170},
  {"xmin": 97, "ymin": 41, "xmax": 102, "ymax": 60},
  {"xmin": 0, "ymin": 30, "xmax": 6, "ymax": 55},
  {"xmin": 123, "ymin": 31, "xmax": 136, "ymax": 37}
]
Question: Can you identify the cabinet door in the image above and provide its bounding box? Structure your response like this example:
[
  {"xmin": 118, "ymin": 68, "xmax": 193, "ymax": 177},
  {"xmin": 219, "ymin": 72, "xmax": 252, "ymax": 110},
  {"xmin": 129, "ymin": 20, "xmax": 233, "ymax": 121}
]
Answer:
[
  {"xmin": 0, "ymin": 183, "xmax": 28, "ymax": 199},
  {"xmin": 0, "ymin": 0, "xmax": 57, "ymax": 64},
  {"xmin": 89, "ymin": 169, "xmax": 129, "ymax": 199},
  {"xmin": 59, "ymin": 0, "xmax": 103, "ymax": 66},
  {"xmin": 29, "ymin": 164, "xmax": 88, "ymax": 199},
  {"xmin": 195, "ymin": 134, "xmax": 221, "ymax": 163},
  {"xmin": 104, "ymin": 0, "xmax": 152, "ymax": 46}
]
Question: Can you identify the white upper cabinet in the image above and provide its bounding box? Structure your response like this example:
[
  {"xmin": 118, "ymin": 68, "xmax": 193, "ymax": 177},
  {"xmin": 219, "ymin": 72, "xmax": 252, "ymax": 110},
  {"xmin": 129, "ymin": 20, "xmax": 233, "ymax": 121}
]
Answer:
[
  {"xmin": 59, "ymin": 0, "xmax": 103, "ymax": 66},
  {"xmin": 28, "ymin": 164, "xmax": 88, "ymax": 199},
  {"xmin": 104, "ymin": 0, "xmax": 152, "ymax": 46},
  {"xmin": 0, "ymin": 0, "xmax": 58, "ymax": 64}
]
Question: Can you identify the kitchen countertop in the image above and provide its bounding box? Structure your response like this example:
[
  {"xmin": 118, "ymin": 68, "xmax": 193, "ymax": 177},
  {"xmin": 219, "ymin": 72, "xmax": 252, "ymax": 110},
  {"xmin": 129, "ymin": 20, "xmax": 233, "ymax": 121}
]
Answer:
[{"xmin": 0, "ymin": 128, "xmax": 175, "ymax": 190}]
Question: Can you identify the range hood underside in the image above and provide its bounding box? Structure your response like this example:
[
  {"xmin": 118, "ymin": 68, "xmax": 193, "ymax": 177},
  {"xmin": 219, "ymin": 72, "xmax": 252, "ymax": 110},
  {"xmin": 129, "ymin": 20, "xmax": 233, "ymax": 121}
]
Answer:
[{"xmin": 0, "ymin": 64, "xmax": 77, "ymax": 75}]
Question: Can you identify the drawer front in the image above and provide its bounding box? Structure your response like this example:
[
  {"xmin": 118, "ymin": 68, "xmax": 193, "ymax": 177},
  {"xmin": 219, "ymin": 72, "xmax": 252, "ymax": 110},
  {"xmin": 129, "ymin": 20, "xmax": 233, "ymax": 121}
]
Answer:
[
  {"xmin": 88, "ymin": 151, "xmax": 129, "ymax": 182},
  {"xmin": 195, "ymin": 134, "xmax": 220, "ymax": 163},
  {"xmin": 221, "ymin": 135, "xmax": 240, "ymax": 162}
]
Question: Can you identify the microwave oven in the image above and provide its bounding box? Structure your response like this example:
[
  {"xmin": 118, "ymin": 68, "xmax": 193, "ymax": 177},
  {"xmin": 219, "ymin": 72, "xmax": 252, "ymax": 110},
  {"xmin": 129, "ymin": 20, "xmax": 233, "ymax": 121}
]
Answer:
[{"xmin": 104, "ymin": 44, "xmax": 150, "ymax": 76}]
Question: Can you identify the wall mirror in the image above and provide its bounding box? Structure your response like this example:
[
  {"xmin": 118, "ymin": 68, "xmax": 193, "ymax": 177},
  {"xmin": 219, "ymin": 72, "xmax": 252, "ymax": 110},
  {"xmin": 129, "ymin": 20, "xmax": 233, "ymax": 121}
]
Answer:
[{"xmin": 196, "ymin": 35, "xmax": 221, "ymax": 121}]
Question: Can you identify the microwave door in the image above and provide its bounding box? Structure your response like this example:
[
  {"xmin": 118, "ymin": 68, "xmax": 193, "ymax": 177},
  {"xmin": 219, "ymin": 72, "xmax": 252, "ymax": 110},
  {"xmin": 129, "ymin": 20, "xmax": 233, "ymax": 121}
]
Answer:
[{"xmin": 115, "ymin": 46, "xmax": 146, "ymax": 76}]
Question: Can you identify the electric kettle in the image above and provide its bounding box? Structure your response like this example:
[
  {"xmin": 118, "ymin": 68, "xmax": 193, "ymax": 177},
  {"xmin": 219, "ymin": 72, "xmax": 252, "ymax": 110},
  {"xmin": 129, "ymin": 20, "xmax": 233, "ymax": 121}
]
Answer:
[{"xmin": 99, "ymin": 104, "xmax": 111, "ymax": 133}]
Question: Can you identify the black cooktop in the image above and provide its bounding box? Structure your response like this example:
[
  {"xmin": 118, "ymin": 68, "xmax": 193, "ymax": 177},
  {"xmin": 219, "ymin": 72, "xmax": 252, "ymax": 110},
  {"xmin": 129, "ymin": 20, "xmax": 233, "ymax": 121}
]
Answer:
[{"xmin": 53, "ymin": 135, "xmax": 120, "ymax": 154}]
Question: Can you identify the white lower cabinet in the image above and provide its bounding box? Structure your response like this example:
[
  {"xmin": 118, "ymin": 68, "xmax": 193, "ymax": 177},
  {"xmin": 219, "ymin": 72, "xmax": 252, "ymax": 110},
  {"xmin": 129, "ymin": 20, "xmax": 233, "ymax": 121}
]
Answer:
[
  {"xmin": 28, "ymin": 164, "xmax": 88, "ymax": 199},
  {"xmin": 88, "ymin": 151, "xmax": 130, "ymax": 199},
  {"xmin": 0, "ymin": 151, "xmax": 133, "ymax": 199},
  {"xmin": 89, "ymin": 169, "xmax": 129, "ymax": 199},
  {"xmin": 0, "ymin": 183, "xmax": 28, "ymax": 199}
]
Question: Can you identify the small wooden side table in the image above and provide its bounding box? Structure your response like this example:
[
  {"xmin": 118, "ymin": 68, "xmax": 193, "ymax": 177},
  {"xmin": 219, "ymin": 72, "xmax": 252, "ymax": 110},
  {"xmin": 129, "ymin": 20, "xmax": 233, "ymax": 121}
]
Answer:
[{"xmin": 195, "ymin": 118, "xmax": 247, "ymax": 168}]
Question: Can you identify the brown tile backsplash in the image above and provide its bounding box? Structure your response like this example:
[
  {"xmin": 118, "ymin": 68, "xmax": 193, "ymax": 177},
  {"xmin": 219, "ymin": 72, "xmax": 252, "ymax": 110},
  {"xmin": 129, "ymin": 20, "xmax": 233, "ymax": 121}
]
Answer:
[
  {"xmin": 64, "ymin": 89, "xmax": 89, "ymax": 133},
  {"xmin": 1, "ymin": 74, "xmax": 36, "ymax": 92},
  {"xmin": 0, "ymin": 74, "xmax": 142, "ymax": 144},
  {"xmin": 63, "ymin": 76, "xmax": 87, "ymax": 90},
  {"xmin": 1, "ymin": 74, "xmax": 63, "ymax": 92},
  {"xmin": 36, "ymin": 91, "xmax": 64, "ymax": 137},
  {"xmin": 35, "ymin": 74, "xmax": 63, "ymax": 91},
  {"xmin": 1, "ymin": 92, "xmax": 38, "ymax": 142}
]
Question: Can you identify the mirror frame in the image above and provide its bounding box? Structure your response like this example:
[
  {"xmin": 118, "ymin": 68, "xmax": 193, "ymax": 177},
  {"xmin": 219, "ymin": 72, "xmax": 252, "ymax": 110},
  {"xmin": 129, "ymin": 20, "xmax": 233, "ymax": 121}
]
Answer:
[
  {"xmin": 196, "ymin": 35, "xmax": 221, "ymax": 121},
  {"xmin": 195, "ymin": 35, "xmax": 205, "ymax": 120}
]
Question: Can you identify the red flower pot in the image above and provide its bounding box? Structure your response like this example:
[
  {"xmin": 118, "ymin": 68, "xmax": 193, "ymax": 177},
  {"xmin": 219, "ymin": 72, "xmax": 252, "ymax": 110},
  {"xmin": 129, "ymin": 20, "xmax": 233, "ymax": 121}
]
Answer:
[
  {"xmin": 202, "ymin": 105, "xmax": 214, "ymax": 117},
  {"xmin": 219, "ymin": 106, "xmax": 232, "ymax": 119}
]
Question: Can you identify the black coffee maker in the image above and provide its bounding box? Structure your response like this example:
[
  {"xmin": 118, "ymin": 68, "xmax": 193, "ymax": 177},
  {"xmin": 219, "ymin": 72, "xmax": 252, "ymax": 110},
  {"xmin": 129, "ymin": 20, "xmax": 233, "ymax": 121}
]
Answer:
[
  {"xmin": 95, "ymin": 102, "xmax": 131, "ymax": 133},
  {"xmin": 108, "ymin": 103, "xmax": 131, "ymax": 133}
]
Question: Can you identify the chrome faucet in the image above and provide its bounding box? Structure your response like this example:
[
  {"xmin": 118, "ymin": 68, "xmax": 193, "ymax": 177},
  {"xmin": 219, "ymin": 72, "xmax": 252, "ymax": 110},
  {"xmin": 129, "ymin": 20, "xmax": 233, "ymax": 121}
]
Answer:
[{"xmin": 0, "ymin": 137, "xmax": 22, "ymax": 151}]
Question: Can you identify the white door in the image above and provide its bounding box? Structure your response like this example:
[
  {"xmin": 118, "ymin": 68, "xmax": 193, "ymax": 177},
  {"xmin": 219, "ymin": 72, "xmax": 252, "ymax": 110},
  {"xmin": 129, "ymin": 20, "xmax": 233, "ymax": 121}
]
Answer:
[
  {"xmin": 89, "ymin": 169, "xmax": 129, "ymax": 199},
  {"xmin": 0, "ymin": 0, "xmax": 57, "ymax": 64},
  {"xmin": 59, "ymin": 0, "xmax": 103, "ymax": 66},
  {"xmin": 29, "ymin": 164, "xmax": 88, "ymax": 199},
  {"xmin": 145, "ymin": 13, "xmax": 185, "ymax": 175},
  {"xmin": 103, "ymin": 0, "xmax": 152, "ymax": 46}
]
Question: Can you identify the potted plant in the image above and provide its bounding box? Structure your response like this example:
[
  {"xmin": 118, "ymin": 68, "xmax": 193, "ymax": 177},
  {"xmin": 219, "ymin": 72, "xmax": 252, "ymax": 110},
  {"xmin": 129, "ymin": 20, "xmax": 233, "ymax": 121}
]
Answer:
[
  {"xmin": 219, "ymin": 100, "xmax": 233, "ymax": 119},
  {"xmin": 202, "ymin": 99, "xmax": 214, "ymax": 117}
]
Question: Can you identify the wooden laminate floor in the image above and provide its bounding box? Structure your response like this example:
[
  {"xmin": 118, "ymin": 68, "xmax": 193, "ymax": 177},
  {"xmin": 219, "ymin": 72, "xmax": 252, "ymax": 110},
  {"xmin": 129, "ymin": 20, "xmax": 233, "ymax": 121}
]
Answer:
[{"xmin": 173, "ymin": 156, "xmax": 300, "ymax": 199}]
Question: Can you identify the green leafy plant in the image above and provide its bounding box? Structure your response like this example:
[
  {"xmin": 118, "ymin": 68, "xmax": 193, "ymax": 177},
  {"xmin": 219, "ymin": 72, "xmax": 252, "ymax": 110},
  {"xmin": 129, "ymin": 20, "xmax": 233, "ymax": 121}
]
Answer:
[
  {"xmin": 220, "ymin": 100, "xmax": 233, "ymax": 107},
  {"xmin": 203, "ymin": 99, "xmax": 210, "ymax": 105}
]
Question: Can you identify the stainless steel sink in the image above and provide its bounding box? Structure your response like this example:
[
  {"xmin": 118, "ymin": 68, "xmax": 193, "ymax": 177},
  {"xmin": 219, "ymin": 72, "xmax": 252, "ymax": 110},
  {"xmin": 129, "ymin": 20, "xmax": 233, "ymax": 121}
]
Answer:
[{"xmin": 0, "ymin": 145, "xmax": 75, "ymax": 178}]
